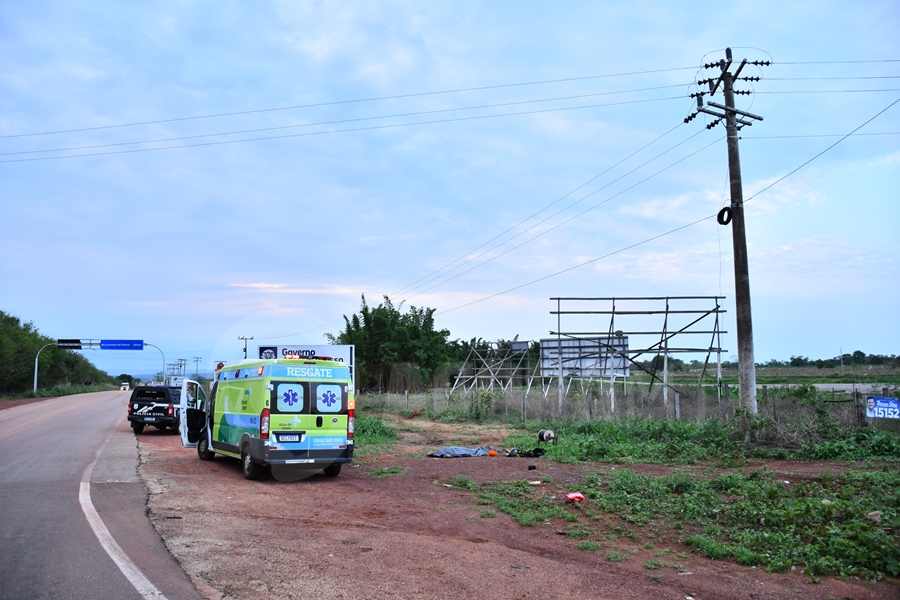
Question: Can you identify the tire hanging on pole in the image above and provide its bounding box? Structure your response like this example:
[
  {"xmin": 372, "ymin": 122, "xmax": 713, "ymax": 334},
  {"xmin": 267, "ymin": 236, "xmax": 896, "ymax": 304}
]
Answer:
[{"xmin": 717, "ymin": 206, "xmax": 733, "ymax": 226}]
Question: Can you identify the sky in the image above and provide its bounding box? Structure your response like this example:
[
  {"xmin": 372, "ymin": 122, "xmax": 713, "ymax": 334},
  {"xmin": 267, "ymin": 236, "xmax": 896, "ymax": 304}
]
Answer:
[{"xmin": 1, "ymin": 1, "xmax": 898, "ymax": 378}]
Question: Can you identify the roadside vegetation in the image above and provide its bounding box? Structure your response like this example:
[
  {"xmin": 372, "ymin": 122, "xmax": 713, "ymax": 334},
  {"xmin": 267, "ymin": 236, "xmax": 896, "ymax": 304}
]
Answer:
[
  {"xmin": 355, "ymin": 398, "xmax": 900, "ymax": 582},
  {"xmin": 474, "ymin": 465, "xmax": 898, "ymax": 582},
  {"xmin": 0, "ymin": 310, "xmax": 116, "ymax": 399}
]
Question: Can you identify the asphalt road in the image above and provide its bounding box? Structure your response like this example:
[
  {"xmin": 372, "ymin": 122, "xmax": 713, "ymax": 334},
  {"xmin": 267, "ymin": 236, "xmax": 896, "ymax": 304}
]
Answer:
[{"xmin": 0, "ymin": 391, "xmax": 203, "ymax": 600}]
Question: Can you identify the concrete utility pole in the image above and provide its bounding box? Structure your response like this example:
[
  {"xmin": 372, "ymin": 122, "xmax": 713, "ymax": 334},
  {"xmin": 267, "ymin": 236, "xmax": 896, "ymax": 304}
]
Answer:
[
  {"xmin": 686, "ymin": 48, "xmax": 768, "ymax": 416},
  {"xmin": 193, "ymin": 356, "xmax": 202, "ymax": 379},
  {"xmin": 239, "ymin": 336, "xmax": 254, "ymax": 359}
]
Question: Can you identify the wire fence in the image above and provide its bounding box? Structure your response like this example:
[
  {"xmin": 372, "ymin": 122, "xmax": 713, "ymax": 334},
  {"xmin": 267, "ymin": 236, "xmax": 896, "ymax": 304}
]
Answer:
[{"xmin": 359, "ymin": 379, "xmax": 900, "ymax": 441}]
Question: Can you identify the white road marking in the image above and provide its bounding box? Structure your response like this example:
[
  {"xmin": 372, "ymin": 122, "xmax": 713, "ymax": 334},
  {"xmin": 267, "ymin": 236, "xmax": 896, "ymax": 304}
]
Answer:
[{"xmin": 80, "ymin": 429, "xmax": 168, "ymax": 599}]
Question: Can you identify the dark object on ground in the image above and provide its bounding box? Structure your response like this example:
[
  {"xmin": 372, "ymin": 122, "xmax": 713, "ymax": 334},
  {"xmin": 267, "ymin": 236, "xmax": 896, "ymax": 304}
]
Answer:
[{"xmin": 429, "ymin": 446, "xmax": 500, "ymax": 458}]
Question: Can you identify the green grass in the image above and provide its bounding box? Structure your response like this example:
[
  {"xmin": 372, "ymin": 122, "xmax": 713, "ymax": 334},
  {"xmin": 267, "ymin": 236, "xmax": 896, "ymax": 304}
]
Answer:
[
  {"xmin": 355, "ymin": 412, "xmax": 398, "ymax": 447},
  {"xmin": 468, "ymin": 466, "xmax": 900, "ymax": 581},
  {"xmin": 502, "ymin": 415, "xmax": 900, "ymax": 464},
  {"xmin": 366, "ymin": 466, "xmax": 405, "ymax": 478},
  {"xmin": 357, "ymin": 405, "xmax": 900, "ymax": 581}
]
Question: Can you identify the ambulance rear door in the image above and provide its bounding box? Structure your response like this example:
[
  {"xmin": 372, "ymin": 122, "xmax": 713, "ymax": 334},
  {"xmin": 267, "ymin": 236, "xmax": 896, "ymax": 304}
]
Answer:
[{"xmin": 180, "ymin": 379, "xmax": 209, "ymax": 448}]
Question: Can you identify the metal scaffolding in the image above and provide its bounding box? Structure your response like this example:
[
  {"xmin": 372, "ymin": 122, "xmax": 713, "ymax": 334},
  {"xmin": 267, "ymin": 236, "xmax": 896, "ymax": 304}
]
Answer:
[
  {"xmin": 546, "ymin": 296, "xmax": 728, "ymax": 411},
  {"xmin": 449, "ymin": 340, "xmax": 538, "ymax": 395}
]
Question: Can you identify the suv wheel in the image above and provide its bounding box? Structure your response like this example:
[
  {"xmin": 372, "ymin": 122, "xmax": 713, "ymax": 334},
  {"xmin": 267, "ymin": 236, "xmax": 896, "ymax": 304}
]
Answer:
[{"xmin": 132, "ymin": 423, "xmax": 144, "ymax": 434}]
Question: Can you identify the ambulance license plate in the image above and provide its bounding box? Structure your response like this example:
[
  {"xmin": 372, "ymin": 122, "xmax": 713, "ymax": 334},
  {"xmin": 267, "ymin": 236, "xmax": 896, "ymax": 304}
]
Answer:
[{"xmin": 280, "ymin": 434, "xmax": 299, "ymax": 442}]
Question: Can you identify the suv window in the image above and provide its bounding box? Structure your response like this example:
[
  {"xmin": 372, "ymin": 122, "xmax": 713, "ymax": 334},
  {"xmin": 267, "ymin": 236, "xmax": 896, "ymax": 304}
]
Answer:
[{"xmin": 132, "ymin": 388, "xmax": 169, "ymax": 401}]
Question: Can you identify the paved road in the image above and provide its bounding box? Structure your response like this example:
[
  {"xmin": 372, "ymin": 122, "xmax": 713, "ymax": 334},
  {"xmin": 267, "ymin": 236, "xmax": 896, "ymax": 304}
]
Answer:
[{"xmin": 0, "ymin": 391, "xmax": 202, "ymax": 600}]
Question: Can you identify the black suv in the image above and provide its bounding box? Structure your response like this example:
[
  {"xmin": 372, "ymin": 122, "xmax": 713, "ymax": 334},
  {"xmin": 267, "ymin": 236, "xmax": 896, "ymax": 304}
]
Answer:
[{"xmin": 126, "ymin": 386, "xmax": 182, "ymax": 434}]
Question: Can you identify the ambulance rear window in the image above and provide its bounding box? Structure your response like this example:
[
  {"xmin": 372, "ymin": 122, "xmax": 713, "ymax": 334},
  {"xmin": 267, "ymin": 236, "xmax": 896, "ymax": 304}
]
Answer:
[
  {"xmin": 274, "ymin": 382, "xmax": 306, "ymax": 413},
  {"xmin": 313, "ymin": 382, "xmax": 345, "ymax": 413}
]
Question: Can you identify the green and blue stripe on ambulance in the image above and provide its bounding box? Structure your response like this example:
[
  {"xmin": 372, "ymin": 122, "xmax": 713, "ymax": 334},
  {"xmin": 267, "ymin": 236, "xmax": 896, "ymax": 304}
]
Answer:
[{"xmin": 180, "ymin": 357, "xmax": 355, "ymax": 479}]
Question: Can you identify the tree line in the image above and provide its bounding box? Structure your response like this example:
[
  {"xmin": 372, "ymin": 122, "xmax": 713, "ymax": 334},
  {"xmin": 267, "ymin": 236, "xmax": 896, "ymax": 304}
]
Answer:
[{"xmin": 0, "ymin": 310, "xmax": 113, "ymax": 395}]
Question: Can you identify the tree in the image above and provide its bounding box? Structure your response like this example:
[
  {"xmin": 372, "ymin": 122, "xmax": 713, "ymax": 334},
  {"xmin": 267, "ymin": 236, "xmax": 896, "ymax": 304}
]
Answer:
[
  {"xmin": 0, "ymin": 310, "xmax": 113, "ymax": 394},
  {"xmin": 327, "ymin": 295, "xmax": 454, "ymax": 392}
]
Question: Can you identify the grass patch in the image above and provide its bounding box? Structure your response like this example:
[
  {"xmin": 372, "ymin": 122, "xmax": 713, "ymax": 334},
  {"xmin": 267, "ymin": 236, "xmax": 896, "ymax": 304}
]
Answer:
[
  {"xmin": 469, "ymin": 465, "xmax": 899, "ymax": 581},
  {"xmin": 450, "ymin": 475, "xmax": 478, "ymax": 490},
  {"xmin": 355, "ymin": 412, "xmax": 398, "ymax": 448},
  {"xmin": 578, "ymin": 540, "xmax": 601, "ymax": 551},
  {"xmin": 366, "ymin": 466, "xmax": 405, "ymax": 478}
]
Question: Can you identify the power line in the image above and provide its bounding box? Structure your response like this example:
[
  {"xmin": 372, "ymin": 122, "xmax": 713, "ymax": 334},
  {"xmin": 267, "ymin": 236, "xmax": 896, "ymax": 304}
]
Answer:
[
  {"xmin": 743, "ymin": 132, "xmax": 899, "ymax": 139},
  {"xmin": 441, "ymin": 215, "xmax": 713, "ymax": 314},
  {"xmin": 0, "ymin": 84, "xmax": 693, "ymax": 157},
  {"xmin": 764, "ymin": 76, "xmax": 900, "ymax": 80},
  {"xmin": 439, "ymin": 95, "xmax": 900, "ymax": 315},
  {"xmin": 209, "ymin": 95, "xmax": 900, "ymax": 338},
  {"xmin": 389, "ymin": 122, "xmax": 687, "ymax": 297},
  {"xmin": 773, "ymin": 59, "xmax": 900, "ymax": 65},
  {"xmin": 0, "ymin": 66, "xmax": 702, "ymax": 139},
  {"xmin": 755, "ymin": 88, "xmax": 900, "ymax": 94},
  {"xmin": 398, "ymin": 128, "xmax": 709, "ymax": 298},
  {"xmin": 0, "ymin": 95, "xmax": 686, "ymax": 164},
  {"xmin": 746, "ymin": 96, "xmax": 900, "ymax": 201},
  {"xmin": 403, "ymin": 135, "xmax": 723, "ymax": 303}
]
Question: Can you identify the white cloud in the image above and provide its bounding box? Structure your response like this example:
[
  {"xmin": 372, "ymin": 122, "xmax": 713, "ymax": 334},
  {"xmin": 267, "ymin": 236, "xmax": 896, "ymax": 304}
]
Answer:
[
  {"xmin": 872, "ymin": 150, "xmax": 900, "ymax": 166},
  {"xmin": 744, "ymin": 175, "xmax": 825, "ymax": 212},
  {"xmin": 229, "ymin": 283, "xmax": 363, "ymax": 296}
]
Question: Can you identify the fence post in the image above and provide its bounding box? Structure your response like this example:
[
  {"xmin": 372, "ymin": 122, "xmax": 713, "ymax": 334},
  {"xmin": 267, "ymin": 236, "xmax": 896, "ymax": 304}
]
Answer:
[
  {"xmin": 405, "ymin": 390, "xmax": 409, "ymax": 412},
  {"xmin": 855, "ymin": 390, "xmax": 868, "ymax": 428},
  {"xmin": 432, "ymin": 389, "xmax": 437, "ymax": 413},
  {"xmin": 674, "ymin": 392, "xmax": 680, "ymax": 420}
]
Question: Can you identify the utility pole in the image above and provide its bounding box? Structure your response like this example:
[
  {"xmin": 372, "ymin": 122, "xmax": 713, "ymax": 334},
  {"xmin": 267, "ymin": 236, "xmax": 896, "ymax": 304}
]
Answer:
[
  {"xmin": 193, "ymin": 356, "xmax": 202, "ymax": 379},
  {"xmin": 239, "ymin": 336, "xmax": 254, "ymax": 359},
  {"xmin": 686, "ymin": 48, "xmax": 768, "ymax": 417}
]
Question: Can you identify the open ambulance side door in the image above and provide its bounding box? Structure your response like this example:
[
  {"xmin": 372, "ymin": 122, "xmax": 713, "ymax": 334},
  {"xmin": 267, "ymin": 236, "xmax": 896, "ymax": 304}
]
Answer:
[{"xmin": 180, "ymin": 379, "xmax": 208, "ymax": 448}]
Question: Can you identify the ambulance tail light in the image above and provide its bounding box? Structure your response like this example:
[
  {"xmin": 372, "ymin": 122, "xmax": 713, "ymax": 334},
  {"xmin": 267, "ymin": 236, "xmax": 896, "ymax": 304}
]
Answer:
[
  {"xmin": 260, "ymin": 408, "xmax": 270, "ymax": 440},
  {"xmin": 167, "ymin": 403, "xmax": 174, "ymax": 417},
  {"xmin": 347, "ymin": 408, "xmax": 355, "ymax": 439}
]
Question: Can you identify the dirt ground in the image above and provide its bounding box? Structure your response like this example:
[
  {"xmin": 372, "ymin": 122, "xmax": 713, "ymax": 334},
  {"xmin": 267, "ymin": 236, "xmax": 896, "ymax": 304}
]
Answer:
[{"xmin": 136, "ymin": 414, "xmax": 898, "ymax": 600}]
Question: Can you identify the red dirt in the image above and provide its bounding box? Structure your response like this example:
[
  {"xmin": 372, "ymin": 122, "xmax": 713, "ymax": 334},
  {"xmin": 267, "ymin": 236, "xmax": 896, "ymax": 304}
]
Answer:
[{"xmin": 136, "ymin": 415, "xmax": 897, "ymax": 600}]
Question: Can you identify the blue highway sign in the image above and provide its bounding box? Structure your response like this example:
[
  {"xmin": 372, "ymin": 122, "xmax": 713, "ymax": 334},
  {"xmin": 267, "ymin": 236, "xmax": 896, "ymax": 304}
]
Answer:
[{"xmin": 100, "ymin": 339, "xmax": 144, "ymax": 350}]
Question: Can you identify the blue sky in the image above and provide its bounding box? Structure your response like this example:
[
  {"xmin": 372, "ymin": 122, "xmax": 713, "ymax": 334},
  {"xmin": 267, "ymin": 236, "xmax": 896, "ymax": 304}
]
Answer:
[{"xmin": 1, "ymin": 1, "xmax": 897, "ymax": 377}]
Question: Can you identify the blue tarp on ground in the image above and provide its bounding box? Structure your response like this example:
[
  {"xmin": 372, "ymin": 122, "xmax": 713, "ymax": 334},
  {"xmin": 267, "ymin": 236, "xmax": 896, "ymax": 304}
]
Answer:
[{"xmin": 429, "ymin": 446, "xmax": 499, "ymax": 458}]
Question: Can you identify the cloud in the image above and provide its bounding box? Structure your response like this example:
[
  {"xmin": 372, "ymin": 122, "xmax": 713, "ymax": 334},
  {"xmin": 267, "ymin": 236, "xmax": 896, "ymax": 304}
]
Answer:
[
  {"xmin": 750, "ymin": 235, "xmax": 897, "ymax": 298},
  {"xmin": 229, "ymin": 283, "xmax": 363, "ymax": 295},
  {"xmin": 619, "ymin": 192, "xmax": 698, "ymax": 220},
  {"xmin": 872, "ymin": 150, "xmax": 900, "ymax": 166},
  {"xmin": 744, "ymin": 175, "xmax": 825, "ymax": 212}
]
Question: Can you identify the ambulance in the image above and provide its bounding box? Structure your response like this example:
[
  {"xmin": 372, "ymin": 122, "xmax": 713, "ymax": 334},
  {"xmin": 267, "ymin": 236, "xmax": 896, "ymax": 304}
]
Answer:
[{"xmin": 179, "ymin": 357, "xmax": 354, "ymax": 480}]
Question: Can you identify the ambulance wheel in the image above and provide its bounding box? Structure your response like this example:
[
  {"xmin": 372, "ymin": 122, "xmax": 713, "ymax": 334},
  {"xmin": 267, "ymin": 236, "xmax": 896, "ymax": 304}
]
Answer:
[
  {"xmin": 323, "ymin": 463, "xmax": 342, "ymax": 477},
  {"xmin": 241, "ymin": 447, "xmax": 261, "ymax": 480},
  {"xmin": 197, "ymin": 437, "xmax": 215, "ymax": 461},
  {"xmin": 132, "ymin": 423, "xmax": 144, "ymax": 434}
]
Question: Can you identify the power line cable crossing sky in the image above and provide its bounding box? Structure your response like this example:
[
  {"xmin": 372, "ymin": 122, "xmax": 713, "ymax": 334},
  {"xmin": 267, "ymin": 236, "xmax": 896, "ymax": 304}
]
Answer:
[{"xmin": 0, "ymin": 2, "xmax": 897, "ymax": 374}]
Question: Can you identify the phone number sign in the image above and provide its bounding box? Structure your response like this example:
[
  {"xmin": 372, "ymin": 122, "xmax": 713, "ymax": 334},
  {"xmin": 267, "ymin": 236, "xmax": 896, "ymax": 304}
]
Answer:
[{"xmin": 866, "ymin": 396, "xmax": 900, "ymax": 420}]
